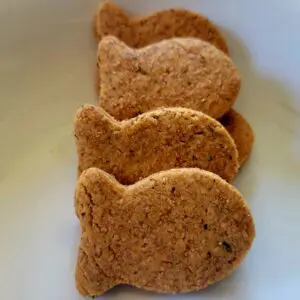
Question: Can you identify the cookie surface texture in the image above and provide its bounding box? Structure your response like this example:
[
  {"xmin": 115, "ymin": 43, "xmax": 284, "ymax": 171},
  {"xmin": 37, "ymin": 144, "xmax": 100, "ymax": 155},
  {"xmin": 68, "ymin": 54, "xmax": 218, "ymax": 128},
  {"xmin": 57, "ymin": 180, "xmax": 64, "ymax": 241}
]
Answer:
[
  {"xmin": 75, "ymin": 105, "xmax": 239, "ymax": 183},
  {"xmin": 98, "ymin": 36, "xmax": 241, "ymax": 120},
  {"xmin": 75, "ymin": 167, "xmax": 255, "ymax": 296},
  {"xmin": 94, "ymin": 0, "xmax": 229, "ymax": 54},
  {"xmin": 220, "ymin": 109, "xmax": 254, "ymax": 166}
]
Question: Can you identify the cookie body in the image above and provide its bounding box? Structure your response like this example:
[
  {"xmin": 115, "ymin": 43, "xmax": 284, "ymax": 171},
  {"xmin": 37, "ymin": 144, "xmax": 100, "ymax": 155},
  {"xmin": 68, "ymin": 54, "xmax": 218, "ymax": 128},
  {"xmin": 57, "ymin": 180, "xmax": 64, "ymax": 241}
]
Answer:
[
  {"xmin": 75, "ymin": 167, "xmax": 255, "ymax": 296},
  {"xmin": 220, "ymin": 109, "xmax": 254, "ymax": 166},
  {"xmin": 94, "ymin": 0, "xmax": 229, "ymax": 54},
  {"xmin": 98, "ymin": 36, "xmax": 241, "ymax": 120},
  {"xmin": 75, "ymin": 105, "xmax": 239, "ymax": 183}
]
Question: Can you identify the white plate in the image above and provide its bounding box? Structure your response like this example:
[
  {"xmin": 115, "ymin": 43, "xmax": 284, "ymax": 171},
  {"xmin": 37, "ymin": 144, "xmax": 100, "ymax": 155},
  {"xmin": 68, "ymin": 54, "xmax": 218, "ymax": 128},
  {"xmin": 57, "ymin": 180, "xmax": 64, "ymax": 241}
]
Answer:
[{"xmin": 1, "ymin": 0, "xmax": 300, "ymax": 299}]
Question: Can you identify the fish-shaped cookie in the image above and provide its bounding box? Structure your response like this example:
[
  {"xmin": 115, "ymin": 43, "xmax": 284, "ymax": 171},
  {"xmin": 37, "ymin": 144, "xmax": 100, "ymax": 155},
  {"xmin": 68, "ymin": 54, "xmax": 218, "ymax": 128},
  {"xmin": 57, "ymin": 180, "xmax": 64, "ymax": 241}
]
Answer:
[
  {"xmin": 75, "ymin": 105, "xmax": 239, "ymax": 184},
  {"xmin": 98, "ymin": 36, "xmax": 241, "ymax": 120},
  {"xmin": 75, "ymin": 167, "xmax": 255, "ymax": 296},
  {"xmin": 93, "ymin": 0, "xmax": 229, "ymax": 53}
]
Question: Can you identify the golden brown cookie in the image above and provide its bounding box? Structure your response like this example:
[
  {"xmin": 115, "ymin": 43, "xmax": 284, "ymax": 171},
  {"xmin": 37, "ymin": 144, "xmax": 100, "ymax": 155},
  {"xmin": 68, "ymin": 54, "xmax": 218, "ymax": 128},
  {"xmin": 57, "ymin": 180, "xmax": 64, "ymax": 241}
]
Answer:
[
  {"xmin": 93, "ymin": 0, "xmax": 229, "ymax": 54},
  {"xmin": 220, "ymin": 109, "xmax": 254, "ymax": 167},
  {"xmin": 75, "ymin": 167, "xmax": 255, "ymax": 296},
  {"xmin": 98, "ymin": 36, "xmax": 241, "ymax": 120},
  {"xmin": 75, "ymin": 105, "xmax": 239, "ymax": 184}
]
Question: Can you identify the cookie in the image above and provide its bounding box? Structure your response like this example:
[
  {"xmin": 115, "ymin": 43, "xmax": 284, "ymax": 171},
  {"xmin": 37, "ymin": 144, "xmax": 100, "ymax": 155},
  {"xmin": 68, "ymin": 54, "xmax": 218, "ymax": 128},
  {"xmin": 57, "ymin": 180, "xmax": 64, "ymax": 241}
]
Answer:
[
  {"xmin": 75, "ymin": 105, "xmax": 239, "ymax": 184},
  {"xmin": 75, "ymin": 167, "xmax": 255, "ymax": 296},
  {"xmin": 220, "ymin": 109, "xmax": 254, "ymax": 166},
  {"xmin": 98, "ymin": 36, "xmax": 241, "ymax": 120},
  {"xmin": 93, "ymin": 0, "xmax": 229, "ymax": 54}
]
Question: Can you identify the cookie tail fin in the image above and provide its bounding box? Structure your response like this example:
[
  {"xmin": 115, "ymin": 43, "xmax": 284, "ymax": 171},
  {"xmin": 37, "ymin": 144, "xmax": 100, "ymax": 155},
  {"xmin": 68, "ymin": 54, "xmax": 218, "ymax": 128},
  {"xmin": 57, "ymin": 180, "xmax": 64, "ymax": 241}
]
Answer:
[
  {"xmin": 94, "ymin": 0, "xmax": 133, "ymax": 45},
  {"xmin": 74, "ymin": 104, "xmax": 117, "ymax": 142},
  {"xmin": 98, "ymin": 35, "xmax": 131, "ymax": 62},
  {"xmin": 75, "ymin": 167, "xmax": 124, "ymax": 218},
  {"xmin": 75, "ymin": 246, "xmax": 117, "ymax": 297},
  {"xmin": 97, "ymin": 36, "xmax": 134, "ymax": 96}
]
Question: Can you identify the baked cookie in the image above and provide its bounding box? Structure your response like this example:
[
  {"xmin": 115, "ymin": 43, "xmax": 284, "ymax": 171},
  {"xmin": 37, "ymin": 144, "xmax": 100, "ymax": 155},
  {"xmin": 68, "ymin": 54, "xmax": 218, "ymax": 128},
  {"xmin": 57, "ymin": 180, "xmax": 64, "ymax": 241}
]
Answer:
[
  {"xmin": 93, "ymin": 0, "xmax": 229, "ymax": 54},
  {"xmin": 75, "ymin": 105, "xmax": 239, "ymax": 184},
  {"xmin": 220, "ymin": 109, "xmax": 254, "ymax": 166},
  {"xmin": 75, "ymin": 167, "xmax": 255, "ymax": 296},
  {"xmin": 98, "ymin": 36, "xmax": 241, "ymax": 120}
]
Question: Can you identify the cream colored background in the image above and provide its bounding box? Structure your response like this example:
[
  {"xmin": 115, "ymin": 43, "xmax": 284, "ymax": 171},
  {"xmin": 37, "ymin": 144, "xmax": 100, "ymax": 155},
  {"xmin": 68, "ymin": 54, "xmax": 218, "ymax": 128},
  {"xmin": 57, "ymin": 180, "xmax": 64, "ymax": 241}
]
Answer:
[{"xmin": 0, "ymin": 0, "xmax": 300, "ymax": 299}]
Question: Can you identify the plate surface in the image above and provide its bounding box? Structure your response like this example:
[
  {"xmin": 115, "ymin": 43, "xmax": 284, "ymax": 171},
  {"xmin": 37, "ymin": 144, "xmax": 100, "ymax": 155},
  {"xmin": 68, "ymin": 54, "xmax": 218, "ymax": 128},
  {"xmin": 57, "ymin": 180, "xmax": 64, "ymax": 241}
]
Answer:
[{"xmin": 1, "ymin": 1, "xmax": 300, "ymax": 299}]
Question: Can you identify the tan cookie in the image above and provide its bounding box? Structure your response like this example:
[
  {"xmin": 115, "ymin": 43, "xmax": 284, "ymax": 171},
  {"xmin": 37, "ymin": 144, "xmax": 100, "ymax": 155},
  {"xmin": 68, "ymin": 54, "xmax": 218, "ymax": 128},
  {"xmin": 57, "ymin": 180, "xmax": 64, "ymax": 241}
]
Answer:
[
  {"xmin": 98, "ymin": 36, "xmax": 241, "ymax": 120},
  {"xmin": 75, "ymin": 105, "xmax": 239, "ymax": 184},
  {"xmin": 220, "ymin": 109, "xmax": 254, "ymax": 167},
  {"xmin": 75, "ymin": 167, "xmax": 255, "ymax": 296},
  {"xmin": 93, "ymin": 0, "xmax": 229, "ymax": 54}
]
